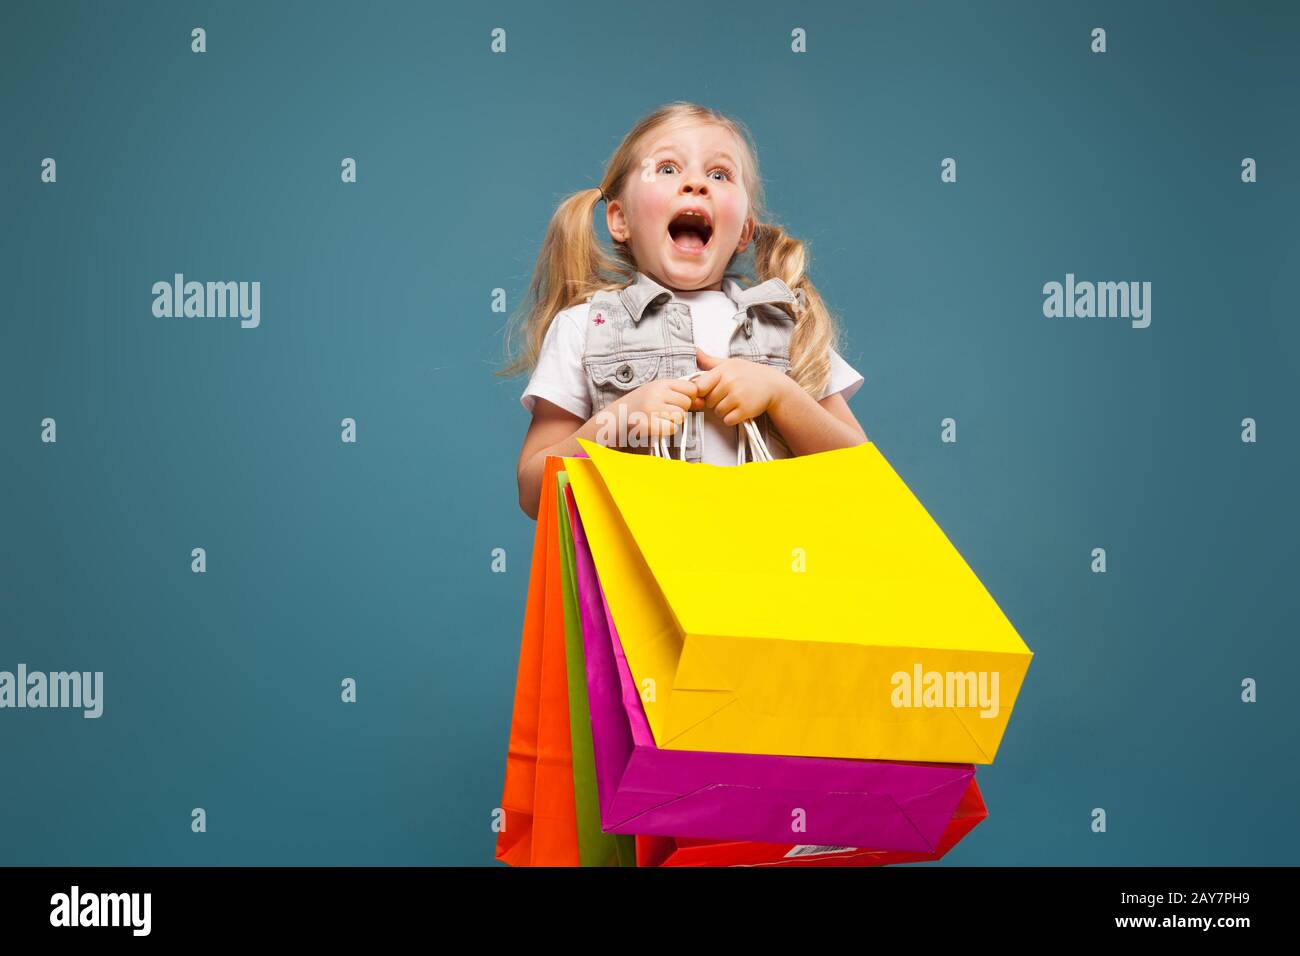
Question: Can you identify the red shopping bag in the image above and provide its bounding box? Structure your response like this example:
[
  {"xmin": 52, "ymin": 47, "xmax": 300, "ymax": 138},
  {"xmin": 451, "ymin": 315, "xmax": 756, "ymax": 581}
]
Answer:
[{"xmin": 495, "ymin": 456, "xmax": 580, "ymax": 866}]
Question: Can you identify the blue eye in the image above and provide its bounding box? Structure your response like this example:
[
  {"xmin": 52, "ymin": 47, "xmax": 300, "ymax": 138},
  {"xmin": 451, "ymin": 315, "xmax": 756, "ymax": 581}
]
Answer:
[{"xmin": 657, "ymin": 161, "xmax": 732, "ymax": 180}]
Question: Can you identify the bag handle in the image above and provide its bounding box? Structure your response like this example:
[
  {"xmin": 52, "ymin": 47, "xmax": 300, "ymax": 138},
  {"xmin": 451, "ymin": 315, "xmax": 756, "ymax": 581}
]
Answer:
[{"xmin": 648, "ymin": 372, "xmax": 774, "ymax": 463}]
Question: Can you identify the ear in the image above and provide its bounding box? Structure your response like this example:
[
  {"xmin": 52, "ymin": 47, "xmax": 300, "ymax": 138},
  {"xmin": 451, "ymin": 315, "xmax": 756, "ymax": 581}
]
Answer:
[
  {"xmin": 606, "ymin": 200, "xmax": 630, "ymax": 244},
  {"xmin": 735, "ymin": 215, "xmax": 756, "ymax": 253}
]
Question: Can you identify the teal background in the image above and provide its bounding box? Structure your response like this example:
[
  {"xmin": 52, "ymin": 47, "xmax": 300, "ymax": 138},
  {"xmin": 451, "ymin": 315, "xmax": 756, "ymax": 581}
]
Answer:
[{"xmin": 1, "ymin": 0, "xmax": 1296, "ymax": 865}]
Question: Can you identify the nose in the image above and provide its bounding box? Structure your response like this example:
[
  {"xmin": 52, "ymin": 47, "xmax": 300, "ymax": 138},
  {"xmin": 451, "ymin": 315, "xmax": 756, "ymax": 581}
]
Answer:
[{"xmin": 680, "ymin": 176, "xmax": 709, "ymax": 196}]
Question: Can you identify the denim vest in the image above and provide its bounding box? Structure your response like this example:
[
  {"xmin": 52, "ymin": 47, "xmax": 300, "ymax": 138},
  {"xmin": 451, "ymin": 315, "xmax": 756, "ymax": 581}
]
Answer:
[{"xmin": 581, "ymin": 270, "xmax": 804, "ymax": 462}]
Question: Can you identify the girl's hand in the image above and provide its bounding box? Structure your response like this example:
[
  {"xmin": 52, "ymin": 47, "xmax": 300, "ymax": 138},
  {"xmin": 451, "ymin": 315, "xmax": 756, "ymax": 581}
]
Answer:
[
  {"xmin": 691, "ymin": 348, "xmax": 795, "ymax": 426},
  {"xmin": 601, "ymin": 377, "xmax": 698, "ymax": 446}
]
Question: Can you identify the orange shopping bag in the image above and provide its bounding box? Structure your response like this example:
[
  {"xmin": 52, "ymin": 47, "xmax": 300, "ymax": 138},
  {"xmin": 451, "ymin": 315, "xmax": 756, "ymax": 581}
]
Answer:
[{"xmin": 495, "ymin": 456, "xmax": 580, "ymax": 866}]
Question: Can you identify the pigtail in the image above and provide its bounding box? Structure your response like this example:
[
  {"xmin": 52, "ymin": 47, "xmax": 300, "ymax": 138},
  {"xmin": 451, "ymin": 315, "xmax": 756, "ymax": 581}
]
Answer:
[
  {"xmin": 497, "ymin": 188, "xmax": 629, "ymax": 379},
  {"xmin": 751, "ymin": 222, "xmax": 838, "ymax": 400}
]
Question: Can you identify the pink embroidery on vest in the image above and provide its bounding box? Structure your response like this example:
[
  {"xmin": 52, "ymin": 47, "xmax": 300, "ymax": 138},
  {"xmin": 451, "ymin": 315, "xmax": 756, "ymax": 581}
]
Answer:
[{"xmin": 593, "ymin": 312, "xmax": 605, "ymax": 325}]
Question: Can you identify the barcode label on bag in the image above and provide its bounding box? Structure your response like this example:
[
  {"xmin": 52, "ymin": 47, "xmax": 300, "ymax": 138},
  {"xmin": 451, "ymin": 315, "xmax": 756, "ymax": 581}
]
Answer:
[{"xmin": 784, "ymin": 845, "xmax": 856, "ymax": 858}]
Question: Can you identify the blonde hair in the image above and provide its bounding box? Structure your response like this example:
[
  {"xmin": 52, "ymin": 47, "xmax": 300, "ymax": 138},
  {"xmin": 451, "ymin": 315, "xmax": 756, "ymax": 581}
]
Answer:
[{"xmin": 497, "ymin": 101, "xmax": 843, "ymax": 399}]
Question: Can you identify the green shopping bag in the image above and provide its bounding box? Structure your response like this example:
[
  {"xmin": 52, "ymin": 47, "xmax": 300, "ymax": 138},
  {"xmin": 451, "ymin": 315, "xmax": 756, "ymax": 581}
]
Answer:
[{"xmin": 556, "ymin": 472, "xmax": 637, "ymax": 867}]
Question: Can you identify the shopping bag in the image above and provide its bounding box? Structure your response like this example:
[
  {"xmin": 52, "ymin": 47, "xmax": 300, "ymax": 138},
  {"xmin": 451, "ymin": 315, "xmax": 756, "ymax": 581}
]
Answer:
[
  {"xmin": 495, "ymin": 456, "xmax": 579, "ymax": 866},
  {"xmin": 564, "ymin": 438, "xmax": 1033, "ymax": 764},
  {"xmin": 568, "ymin": 484, "xmax": 975, "ymax": 850},
  {"xmin": 635, "ymin": 777, "xmax": 987, "ymax": 867},
  {"xmin": 555, "ymin": 474, "xmax": 636, "ymax": 867}
]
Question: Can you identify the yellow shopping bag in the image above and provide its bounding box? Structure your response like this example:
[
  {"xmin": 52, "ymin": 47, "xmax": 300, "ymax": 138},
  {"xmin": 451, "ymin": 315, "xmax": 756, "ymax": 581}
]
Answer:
[{"xmin": 563, "ymin": 433, "xmax": 1032, "ymax": 765}]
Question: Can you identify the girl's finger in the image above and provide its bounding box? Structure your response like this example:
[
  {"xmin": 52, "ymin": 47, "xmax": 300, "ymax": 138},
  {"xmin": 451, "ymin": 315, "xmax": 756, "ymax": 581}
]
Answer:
[
  {"xmin": 707, "ymin": 390, "xmax": 738, "ymax": 416},
  {"xmin": 691, "ymin": 369, "xmax": 720, "ymax": 395},
  {"xmin": 650, "ymin": 405, "xmax": 681, "ymax": 429},
  {"xmin": 700, "ymin": 380, "xmax": 728, "ymax": 408},
  {"xmin": 714, "ymin": 394, "xmax": 739, "ymax": 420}
]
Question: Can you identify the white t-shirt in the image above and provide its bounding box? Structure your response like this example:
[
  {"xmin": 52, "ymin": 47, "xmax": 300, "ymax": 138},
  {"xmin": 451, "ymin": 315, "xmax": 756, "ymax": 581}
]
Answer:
[{"xmin": 520, "ymin": 288, "xmax": 864, "ymax": 465}]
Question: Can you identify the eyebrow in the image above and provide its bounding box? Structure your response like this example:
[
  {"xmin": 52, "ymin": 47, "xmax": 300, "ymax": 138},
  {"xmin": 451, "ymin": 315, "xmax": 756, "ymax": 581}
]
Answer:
[{"xmin": 652, "ymin": 142, "xmax": 740, "ymax": 168}]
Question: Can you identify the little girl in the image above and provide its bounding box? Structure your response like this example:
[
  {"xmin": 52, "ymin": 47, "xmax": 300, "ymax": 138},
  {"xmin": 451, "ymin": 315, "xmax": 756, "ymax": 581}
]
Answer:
[{"xmin": 503, "ymin": 102, "xmax": 868, "ymax": 519}]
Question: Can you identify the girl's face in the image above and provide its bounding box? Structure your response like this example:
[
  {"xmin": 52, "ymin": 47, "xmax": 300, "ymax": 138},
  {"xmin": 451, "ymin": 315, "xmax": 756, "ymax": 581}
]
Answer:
[{"xmin": 607, "ymin": 119, "xmax": 754, "ymax": 292}]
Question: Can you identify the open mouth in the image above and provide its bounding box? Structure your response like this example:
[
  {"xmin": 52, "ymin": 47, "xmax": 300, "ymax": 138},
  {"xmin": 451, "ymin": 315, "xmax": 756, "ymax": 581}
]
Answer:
[{"xmin": 667, "ymin": 209, "xmax": 714, "ymax": 254}]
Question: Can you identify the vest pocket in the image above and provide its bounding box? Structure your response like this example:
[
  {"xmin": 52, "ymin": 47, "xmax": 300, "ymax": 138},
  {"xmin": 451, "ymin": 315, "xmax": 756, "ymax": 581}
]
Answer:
[{"xmin": 587, "ymin": 355, "xmax": 662, "ymax": 397}]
